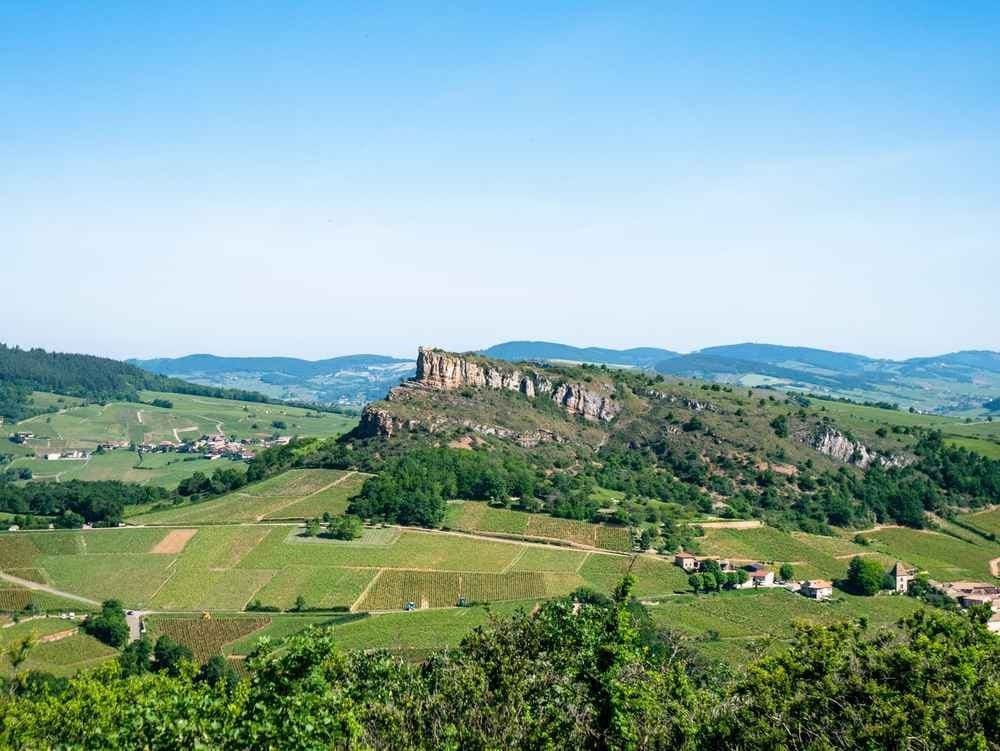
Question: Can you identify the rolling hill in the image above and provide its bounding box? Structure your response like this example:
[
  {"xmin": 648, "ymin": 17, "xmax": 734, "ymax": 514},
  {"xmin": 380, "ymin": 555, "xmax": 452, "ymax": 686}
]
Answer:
[{"xmin": 130, "ymin": 353, "xmax": 415, "ymax": 406}]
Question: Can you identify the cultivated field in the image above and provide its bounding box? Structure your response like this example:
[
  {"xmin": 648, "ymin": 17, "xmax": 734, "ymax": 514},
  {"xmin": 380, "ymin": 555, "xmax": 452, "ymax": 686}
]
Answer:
[
  {"xmin": 10, "ymin": 451, "xmax": 246, "ymax": 490},
  {"xmin": 130, "ymin": 469, "xmax": 369, "ymax": 524},
  {"xmin": 444, "ymin": 501, "xmax": 632, "ymax": 551},
  {"xmin": 145, "ymin": 615, "xmax": 272, "ymax": 661},
  {"xmin": 0, "ymin": 618, "xmax": 116, "ymax": 676}
]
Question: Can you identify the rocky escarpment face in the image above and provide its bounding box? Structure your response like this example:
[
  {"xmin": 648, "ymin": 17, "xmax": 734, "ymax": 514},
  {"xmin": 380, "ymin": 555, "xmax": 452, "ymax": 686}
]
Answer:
[
  {"xmin": 806, "ymin": 425, "xmax": 909, "ymax": 469},
  {"xmin": 413, "ymin": 347, "xmax": 620, "ymax": 423}
]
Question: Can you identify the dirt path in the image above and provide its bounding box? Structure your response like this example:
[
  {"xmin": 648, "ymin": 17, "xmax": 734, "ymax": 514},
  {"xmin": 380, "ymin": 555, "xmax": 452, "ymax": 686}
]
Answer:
[
  {"xmin": 172, "ymin": 426, "xmax": 198, "ymax": 443},
  {"xmin": 693, "ymin": 520, "xmax": 763, "ymax": 530},
  {"xmin": 136, "ymin": 410, "xmax": 144, "ymax": 425},
  {"xmin": 38, "ymin": 627, "xmax": 78, "ymax": 644},
  {"xmin": 0, "ymin": 572, "xmax": 100, "ymax": 607},
  {"xmin": 990, "ymin": 557, "xmax": 999, "ymax": 577}
]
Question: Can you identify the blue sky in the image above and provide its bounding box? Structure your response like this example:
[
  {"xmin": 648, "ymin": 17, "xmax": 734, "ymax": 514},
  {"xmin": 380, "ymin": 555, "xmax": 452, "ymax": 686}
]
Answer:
[{"xmin": 2, "ymin": 2, "xmax": 998, "ymax": 360}]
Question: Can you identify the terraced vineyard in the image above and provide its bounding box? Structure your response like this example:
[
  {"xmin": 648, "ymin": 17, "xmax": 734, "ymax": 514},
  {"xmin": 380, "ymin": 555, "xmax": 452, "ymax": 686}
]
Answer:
[{"xmin": 444, "ymin": 502, "xmax": 632, "ymax": 551}]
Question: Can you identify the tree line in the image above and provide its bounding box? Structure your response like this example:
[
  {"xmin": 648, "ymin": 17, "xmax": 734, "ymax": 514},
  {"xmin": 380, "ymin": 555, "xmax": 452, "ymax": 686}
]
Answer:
[{"xmin": 2, "ymin": 576, "xmax": 998, "ymax": 749}]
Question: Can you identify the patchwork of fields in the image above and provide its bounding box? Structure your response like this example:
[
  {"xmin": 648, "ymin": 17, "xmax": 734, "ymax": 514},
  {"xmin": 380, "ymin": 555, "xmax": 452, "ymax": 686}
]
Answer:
[
  {"xmin": 444, "ymin": 501, "xmax": 632, "ymax": 551},
  {"xmin": 0, "ymin": 521, "xmax": 687, "ymax": 613}
]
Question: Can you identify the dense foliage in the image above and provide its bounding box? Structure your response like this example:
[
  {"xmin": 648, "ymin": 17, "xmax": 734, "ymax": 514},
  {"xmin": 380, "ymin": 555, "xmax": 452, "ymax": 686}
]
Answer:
[
  {"xmin": 81, "ymin": 599, "xmax": 129, "ymax": 648},
  {"xmin": 0, "ymin": 479, "xmax": 173, "ymax": 525},
  {"xmin": 2, "ymin": 578, "xmax": 998, "ymax": 750}
]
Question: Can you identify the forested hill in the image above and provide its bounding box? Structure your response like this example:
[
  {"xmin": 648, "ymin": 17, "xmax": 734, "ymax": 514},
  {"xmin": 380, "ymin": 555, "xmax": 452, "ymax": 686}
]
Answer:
[
  {"xmin": 325, "ymin": 347, "xmax": 1000, "ymax": 534},
  {"xmin": 0, "ymin": 344, "xmax": 281, "ymax": 421}
]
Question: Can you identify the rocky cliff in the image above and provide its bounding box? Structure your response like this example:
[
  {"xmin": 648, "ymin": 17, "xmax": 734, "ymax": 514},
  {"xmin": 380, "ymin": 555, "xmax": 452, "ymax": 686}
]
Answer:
[
  {"xmin": 414, "ymin": 347, "xmax": 620, "ymax": 422},
  {"xmin": 807, "ymin": 426, "xmax": 908, "ymax": 469}
]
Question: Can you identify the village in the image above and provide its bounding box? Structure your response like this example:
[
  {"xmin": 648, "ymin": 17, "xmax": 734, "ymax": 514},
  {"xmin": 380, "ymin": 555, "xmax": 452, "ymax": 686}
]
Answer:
[
  {"xmin": 9, "ymin": 430, "xmax": 293, "ymax": 463},
  {"xmin": 674, "ymin": 551, "xmax": 1000, "ymax": 633}
]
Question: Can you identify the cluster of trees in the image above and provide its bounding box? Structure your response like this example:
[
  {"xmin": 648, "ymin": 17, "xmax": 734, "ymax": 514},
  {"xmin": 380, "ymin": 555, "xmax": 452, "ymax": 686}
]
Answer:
[
  {"xmin": 303, "ymin": 513, "xmax": 362, "ymax": 540},
  {"xmin": 0, "ymin": 480, "xmax": 173, "ymax": 525},
  {"xmin": 2, "ymin": 577, "xmax": 999, "ymax": 749},
  {"xmin": 688, "ymin": 568, "xmax": 749, "ymax": 593},
  {"xmin": 347, "ymin": 448, "xmax": 539, "ymax": 526},
  {"xmin": 81, "ymin": 599, "xmax": 129, "ymax": 647}
]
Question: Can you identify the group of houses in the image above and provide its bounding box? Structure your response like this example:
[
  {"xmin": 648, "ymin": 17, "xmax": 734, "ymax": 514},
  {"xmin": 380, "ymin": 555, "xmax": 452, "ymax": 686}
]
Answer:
[
  {"xmin": 938, "ymin": 581, "xmax": 1000, "ymax": 633},
  {"xmin": 674, "ymin": 553, "xmax": 918, "ymax": 603},
  {"xmin": 44, "ymin": 449, "xmax": 90, "ymax": 461}
]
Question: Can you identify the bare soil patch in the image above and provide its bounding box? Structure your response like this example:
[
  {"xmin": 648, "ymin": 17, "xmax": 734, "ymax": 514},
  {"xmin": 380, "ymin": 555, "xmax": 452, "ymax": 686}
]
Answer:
[{"xmin": 150, "ymin": 529, "xmax": 198, "ymax": 555}]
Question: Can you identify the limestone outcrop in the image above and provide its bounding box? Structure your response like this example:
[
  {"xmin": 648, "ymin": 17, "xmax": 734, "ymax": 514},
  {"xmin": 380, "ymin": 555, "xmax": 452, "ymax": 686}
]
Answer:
[
  {"xmin": 807, "ymin": 425, "xmax": 908, "ymax": 469},
  {"xmin": 413, "ymin": 347, "xmax": 619, "ymax": 422}
]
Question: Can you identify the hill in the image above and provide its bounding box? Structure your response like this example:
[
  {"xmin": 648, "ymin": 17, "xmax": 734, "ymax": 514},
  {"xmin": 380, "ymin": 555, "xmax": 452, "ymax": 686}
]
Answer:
[
  {"xmin": 130, "ymin": 353, "xmax": 415, "ymax": 406},
  {"xmin": 656, "ymin": 344, "xmax": 1000, "ymax": 415},
  {"xmin": 480, "ymin": 341, "xmax": 678, "ymax": 368},
  {"xmin": 0, "ymin": 344, "xmax": 294, "ymax": 422},
  {"xmin": 328, "ymin": 347, "xmax": 1000, "ymax": 534}
]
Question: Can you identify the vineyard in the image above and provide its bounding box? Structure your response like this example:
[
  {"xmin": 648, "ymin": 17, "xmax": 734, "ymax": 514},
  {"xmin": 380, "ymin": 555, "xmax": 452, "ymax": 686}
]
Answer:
[
  {"xmin": 446, "ymin": 502, "xmax": 632, "ymax": 551},
  {"xmin": 146, "ymin": 616, "xmax": 272, "ymax": 662},
  {"xmin": 0, "ymin": 589, "xmax": 32, "ymax": 610},
  {"xmin": 355, "ymin": 569, "xmax": 555, "ymax": 611}
]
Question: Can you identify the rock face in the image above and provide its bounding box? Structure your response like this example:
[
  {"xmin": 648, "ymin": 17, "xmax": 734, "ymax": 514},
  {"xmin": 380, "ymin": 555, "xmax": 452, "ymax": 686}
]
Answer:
[
  {"xmin": 414, "ymin": 347, "xmax": 619, "ymax": 422},
  {"xmin": 808, "ymin": 426, "xmax": 907, "ymax": 469},
  {"xmin": 355, "ymin": 405, "xmax": 411, "ymax": 439},
  {"xmin": 416, "ymin": 348, "xmax": 534, "ymax": 396}
]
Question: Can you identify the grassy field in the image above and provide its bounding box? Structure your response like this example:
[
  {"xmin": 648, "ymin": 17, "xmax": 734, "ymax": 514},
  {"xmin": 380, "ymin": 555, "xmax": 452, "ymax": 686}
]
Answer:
[
  {"xmin": 10, "ymin": 451, "xmax": 246, "ymax": 490},
  {"xmin": 6, "ymin": 391, "xmax": 356, "ymax": 452},
  {"xmin": 443, "ymin": 501, "xmax": 632, "ymax": 551},
  {"xmin": 860, "ymin": 526, "xmax": 1000, "ymax": 580},
  {"xmin": 130, "ymin": 469, "xmax": 369, "ymax": 524},
  {"xmin": 4, "ymin": 391, "xmax": 357, "ymax": 490},
  {"xmin": 647, "ymin": 587, "xmax": 924, "ymax": 665},
  {"xmin": 0, "ymin": 618, "xmax": 116, "ymax": 676},
  {"xmin": 964, "ymin": 508, "xmax": 1000, "ymax": 537}
]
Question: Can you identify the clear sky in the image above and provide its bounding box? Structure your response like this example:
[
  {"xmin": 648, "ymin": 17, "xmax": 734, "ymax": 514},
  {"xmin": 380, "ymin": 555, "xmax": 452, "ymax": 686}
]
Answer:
[{"xmin": 2, "ymin": 2, "xmax": 998, "ymax": 360}]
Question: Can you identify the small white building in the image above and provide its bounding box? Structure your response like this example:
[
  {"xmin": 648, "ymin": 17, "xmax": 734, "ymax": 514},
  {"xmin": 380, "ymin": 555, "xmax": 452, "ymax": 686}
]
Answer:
[
  {"xmin": 746, "ymin": 563, "xmax": 774, "ymax": 587},
  {"xmin": 674, "ymin": 552, "xmax": 700, "ymax": 572},
  {"xmin": 891, "ymin": 561, "xmax": 916, "ymax": 593},
  {"xmin": 800, "ymin": 579, "xmax": 834, "ymax": 600}
]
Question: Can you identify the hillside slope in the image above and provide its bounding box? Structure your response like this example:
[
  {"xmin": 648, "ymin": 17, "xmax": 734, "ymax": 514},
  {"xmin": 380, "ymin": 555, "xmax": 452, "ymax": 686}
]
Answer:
[{"xmin": 330, "ymin": 347, "xmax": 1000, "ymax": 534}]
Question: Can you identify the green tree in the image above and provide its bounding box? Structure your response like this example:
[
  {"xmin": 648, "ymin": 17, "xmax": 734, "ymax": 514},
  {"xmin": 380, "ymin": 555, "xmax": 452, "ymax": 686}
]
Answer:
[
  {"xmin": 779, "ymin": 563, "xmax": 795, "ymax": 581},
  {"xmin": 846, "ymin": 556, "xmax": 884, "ymax": 596},
  {"xmin": 81, "ymin": 599, "xmax": 129, "ymax": 648}
]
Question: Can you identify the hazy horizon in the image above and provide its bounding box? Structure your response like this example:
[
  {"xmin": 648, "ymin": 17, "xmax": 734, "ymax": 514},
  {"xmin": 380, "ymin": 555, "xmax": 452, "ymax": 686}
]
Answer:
[{"xmin": 4, "ymin": 3, "xmax": 998, "ymax": 361}]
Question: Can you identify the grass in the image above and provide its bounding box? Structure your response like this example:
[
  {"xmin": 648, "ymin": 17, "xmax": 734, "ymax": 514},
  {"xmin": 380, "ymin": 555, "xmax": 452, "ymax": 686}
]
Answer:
[
  {"xmin": 130, "ymin": 469, "xmax": 368, "ymax": 524},
  {"xmin": 9, "ymin": 452, "xmax": 247, "ymax": 489},
  {"xmin": 354, "ymin": 569, "xmax": 577, "ymax": 611},
  {"xmin": 578, "ymin": 555, "xmax": 689, "ymax": 597},
  {"xmin": 444, "ymin": 501, "xmax": 632, "ymax": 551},
  {"xmin": 252, "ymin": 566, "xmax": 377, "ymax": 610},
  {"xmin": 224, "ymin": 613, "xmax": 364, "ymax": 656},
  {"xmin": 965, "ymin": 508, "xmax": 1000, "ymax": 537},
  {"xmin": 0, "ymin": 618, "xmax": 116, "ymax": 676},
  {"xmin": 861, "ymin": 527, "xmax": 1000, "ymax": 581}
]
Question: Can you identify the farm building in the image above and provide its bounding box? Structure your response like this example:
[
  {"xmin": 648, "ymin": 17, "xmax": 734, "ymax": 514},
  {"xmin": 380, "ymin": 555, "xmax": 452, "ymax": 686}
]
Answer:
[
  {"xmin": 890, "ymin": 561, "xmax": 916, "ymax": 593},
  {"xmin": 800, "ymin": 580, "xmax": 833, "ymax": 600},
  {"xmin": 745, "ymin": 563, "xmax": 774, "ymax": 587},
  {"xmin": 940, "ymin": 582, "xmax": 1000, "ymax": 612},
  {"xmin": 674, "ymin": 552, "xmax": 700, "ymax": 572},
  {"xmin": 989, "ymin": 613, "xmax": 1000, "ymax": 634}
]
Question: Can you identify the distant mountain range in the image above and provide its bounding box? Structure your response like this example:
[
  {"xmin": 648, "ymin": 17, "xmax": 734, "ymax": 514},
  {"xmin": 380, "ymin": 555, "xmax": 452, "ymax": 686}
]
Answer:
[
  {"xmin": 131, "ymin": 341, "xmax": 1000, "ymax": 415},
  {"xmin": 130, "ymin": 354, "xmax": 415, "ymax": 407}
]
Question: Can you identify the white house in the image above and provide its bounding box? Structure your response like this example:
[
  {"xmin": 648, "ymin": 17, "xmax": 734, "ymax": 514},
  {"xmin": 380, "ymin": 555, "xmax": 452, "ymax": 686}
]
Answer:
[
  {"xmin": 800, "ymin": 580, "xmax": 834, "ymax": 600},
  {"xmin": 746, "ymin": 563, "xmax": 774, "ymax": 587},
  {"xmin": 674, "ymin": 552, "xmax": 700, "ymax": 572}
]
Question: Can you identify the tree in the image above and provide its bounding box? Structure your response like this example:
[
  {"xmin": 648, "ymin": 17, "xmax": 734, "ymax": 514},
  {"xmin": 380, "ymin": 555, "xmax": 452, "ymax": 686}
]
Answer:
[
  {"xmin": 688, "ymin": 574, "xmax": 702, "ymax": 592},
  {"xmin": 326, "ymin": 514, "xmax": 362, "ymax": 540},
  {"xmin": 153, "ymin": 635, "xmax": 193, "ymax": 676},
  {"xmin": 770, "ymin": 414, "xmax": 789, "ymax": 438},
  {"xmin": 81, "ymin": 599, "xmax": 129, "ymax": 648},
  {"xmin": 303, "ymin": 518, "xmax": 321, "ymax": 537},
  {"xmin": 119, "ymin": 637, "xmax": 152, "ymax": 676},
  {"xmin": 292, "ymin": 595, "xmax": 307, "ymax": 612},
  {"xmin": 846, "ymin": 556, "xmax": 884, "ymax": 596},
  {"xmin": 779, "ymin": 563, "xmax": 795, "ymax": 581},
  {"xmin": 3, "ymin": 631, "xmax": 37, "ymax": 691}
]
